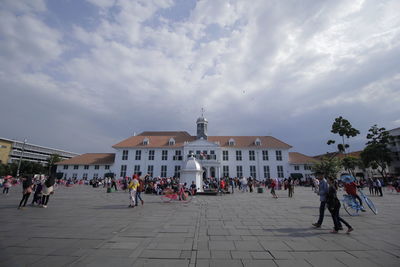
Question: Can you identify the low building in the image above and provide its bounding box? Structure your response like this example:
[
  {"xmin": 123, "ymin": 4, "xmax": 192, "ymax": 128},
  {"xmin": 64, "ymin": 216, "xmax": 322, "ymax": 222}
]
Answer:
[
  {"xmin": 57, "ymin": 116, "xmax": 315, "ymax": 181},
  {"xmin": 288, "ymin": 152, "xmax": 319, "ymax": 181},
  {"xmin": 56, "ymin": 153, "xmax": 115, "ymax": 180},
  {"xmin": 0, "ymin": 137, "xmax": 79, "ymax": 165}
]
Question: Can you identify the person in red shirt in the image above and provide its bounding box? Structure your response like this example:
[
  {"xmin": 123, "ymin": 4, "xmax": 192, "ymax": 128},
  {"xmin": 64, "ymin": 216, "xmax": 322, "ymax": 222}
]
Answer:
[{"xmin": 344, "ymin": 182, "xmax": 365, "ymax": 211}]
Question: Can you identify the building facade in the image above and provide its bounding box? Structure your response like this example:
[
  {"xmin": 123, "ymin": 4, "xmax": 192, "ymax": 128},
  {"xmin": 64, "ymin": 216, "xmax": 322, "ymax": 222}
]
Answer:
[
  {"xmin": 388, "ymin": 127, "xmax": 400, "ymax": 176},
  {"xmin": 0, "ymin": 137, "xmax": 79, "ymax": 165},
  {"xmin": 57, "ymin": 117, "xmax": 316, "ymax": 181}
]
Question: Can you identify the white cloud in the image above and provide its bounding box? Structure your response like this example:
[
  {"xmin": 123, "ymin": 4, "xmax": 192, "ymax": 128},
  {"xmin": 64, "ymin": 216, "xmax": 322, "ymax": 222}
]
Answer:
[{"xmin": 1, "ymin": 0, "xmax": 400, "ymax": 155}]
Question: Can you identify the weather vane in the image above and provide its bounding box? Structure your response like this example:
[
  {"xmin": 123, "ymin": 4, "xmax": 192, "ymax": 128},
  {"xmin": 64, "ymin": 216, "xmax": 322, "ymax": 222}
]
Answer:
[{"xmin": 201, "ymin": 107, "xmax": 205, "ymax": 118}]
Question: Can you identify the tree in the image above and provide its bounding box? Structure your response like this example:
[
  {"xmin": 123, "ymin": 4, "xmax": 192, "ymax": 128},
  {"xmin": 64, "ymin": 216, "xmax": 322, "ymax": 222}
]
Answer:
[
  {"xmin": 360, "ymin": 125, "xmax": 394, "ymax": 180},
  {"xmin": 341, "ymin": 156, "xmax": 361, "ymax": 178},
  {"xmin": 312, "ymin": 157, "xmax": 342, "ymax": 180},
  {"xmin": 327, "ymin": 116, "xmax": 360, "ymax": 153},
  {"xmin": 46, "ymin": 154, "xmax": 62, "ymax": 176}
]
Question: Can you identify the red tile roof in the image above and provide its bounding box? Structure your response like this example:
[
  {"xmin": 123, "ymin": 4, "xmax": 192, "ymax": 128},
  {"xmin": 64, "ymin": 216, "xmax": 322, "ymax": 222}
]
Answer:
[
  {"xmin": 289, "ymin": 152, "xmax": 319, "ymax": 164},
  {"xmin": 56, "ymin": 153, "xmax": 115, "ymax": 165},
  {"xmin": 313, "ymin": 151, "xmax": 362, "ymax": 160},
  {"xmin": 113, "ymin": 132, "xmax": 292, "ymax": 149}
]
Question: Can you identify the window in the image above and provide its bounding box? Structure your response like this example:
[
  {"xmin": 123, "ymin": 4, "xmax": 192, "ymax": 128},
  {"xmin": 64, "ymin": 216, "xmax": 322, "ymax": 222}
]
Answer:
[
  {"xmin": 249, "ymin": 151, "xmax": 255, "ymax": 161},
  {"xmin": 105, "ymin": 165, "xmax": 110, "ymax": 170},
  {"xmin": 63, "ymin": 165, "xmax": 68, "ymax": 170},
  {"xmin": 210, "ymin": 150, "xmax": 215, "ymax": 155},
  {"xmin": 93, "ymin": 173, "xmax": 98, "ymax": 179},
  {"xmin": 94, "ymin": 165, "xmax": 99, "ymax": 170},
  {"xmin": 134, "ymin": 165, "xmax": 141, "ymax": 175},
  {"xmin": 229, "ymin": 138, "xmax": 235, "ymax": 146},
  {"xmin": 294, "ymin": 165, "xmax": 300, "ymax": 171},
  {"xmin": 122, "ymin": 150, "xmax": 128, "ymax": 160},
  {"xmin": 263, "ymin": 166, "xmax": 270, "ymax": 179},
  {"xmin": 174, "ymin": 165, "xmax": 181, "ymax": 178},
  {"xmin": 143, "ymin": 138, "xmax": 149, "ymax": 145},
  {"xmin": 83, "ymin": 173, "xmax": 88, "ymax": 180},
  {"xmin": 236, "ymin": 150, "xmax": 242, "ymax": 161},
  {"xmin": 84, "ymin": 165, "xmax": 89, "ymax": 170},
  {"xmin": 72, "ymin": 173, "xmax": 77, "ymax": 179},
  {"xmin": 120, "ymin": 165, "xmax": 127, "ymax": 177},
  {"xmin": 255, "ymin": 138, "xmax": 261, "ymax": 146},
  {"xmin": 223, "ymin": 166, "xmax": 229, "ymax": 177},
  {"xmin": 250, "ymin": 165, "xmax": 256, "ymax": 178},
  {"xmin": 304, "ymin": 165, "xmax": 312, "ymax": 170},
  {"xmin": 162, "ymin": 150, "xmax": 168, "ymax": 160},
  {"xmin": 223, "ymin": 151, "xmax": 229, "ymax": 161},
  {"xmin": 148, "ymin": 150, "xmax": 155, "ymax": 160},
  {"xmin": 236, "ymin": 166, "xmax": 243, "ymax": 177},
  {"xmin": 74, "ymin": 165, "xmax": 79, "ymax": 169},
  {"xmin": 135, "ymin": 150, "xmax": 142, "ymax": 160},
  {"xmin": 169, "ymin": 138, "xmax": 175, "ymax": 146},
  {"xmin": 276, "ymin": 150, "xmax": 282, "ymax": 161},
  {"xmin": 277, "ymin": 165, "xmax": 284, "ymax": 178},
  {"xmin": 161, "ymin": 165, "xmax": 167, "ymax": 177},
  {"xmin": 147, "ymin": 165, "xmax": 154, "ymax": 177},
  {"xmin": 173, "ymin": 150, "xmax": 182, "ymax": 160},
  {"xmin": 262, "ymin": 150, "xmax": 269, "ymax": 161}
]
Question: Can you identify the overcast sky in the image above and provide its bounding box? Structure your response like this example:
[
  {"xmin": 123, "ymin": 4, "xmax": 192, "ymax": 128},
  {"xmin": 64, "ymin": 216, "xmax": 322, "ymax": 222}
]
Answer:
[{"xmin": 1, "ymin": 0, "xmax": 399, "ymax": 156}]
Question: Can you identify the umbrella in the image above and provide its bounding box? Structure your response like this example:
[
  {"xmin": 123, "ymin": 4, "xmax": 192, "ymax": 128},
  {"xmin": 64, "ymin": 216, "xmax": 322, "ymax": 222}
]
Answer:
[
  {"xmin": 5, "ymin": 175, "xmax": 13, "ymax": 179},
  {"xmin": 340, "ymin": 175, "xmax": 356, "ymax": 183}
]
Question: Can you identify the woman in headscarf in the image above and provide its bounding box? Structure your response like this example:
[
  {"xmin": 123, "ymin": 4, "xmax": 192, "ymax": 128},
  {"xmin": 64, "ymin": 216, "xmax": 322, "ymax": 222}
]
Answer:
[
  {"xmin": 18, "ymin": 175, "xmax": 34, "ymax": 209},
  {"xmin": 41, "ymin": 176, "xmax": 55, "ymax": 208}
]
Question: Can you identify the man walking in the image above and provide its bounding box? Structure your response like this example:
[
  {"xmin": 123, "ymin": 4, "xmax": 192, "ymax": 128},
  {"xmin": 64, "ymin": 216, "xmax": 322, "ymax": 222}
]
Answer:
[{"xmin": 312, "ymin": 173, "xmax": 329, "ymax": 228}]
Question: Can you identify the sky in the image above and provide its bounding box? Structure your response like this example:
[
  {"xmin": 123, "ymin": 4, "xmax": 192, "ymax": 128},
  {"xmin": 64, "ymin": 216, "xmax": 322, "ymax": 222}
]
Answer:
[{"xmin": 1, "ymin": 0, "xmax": 399, "ymax": 156}]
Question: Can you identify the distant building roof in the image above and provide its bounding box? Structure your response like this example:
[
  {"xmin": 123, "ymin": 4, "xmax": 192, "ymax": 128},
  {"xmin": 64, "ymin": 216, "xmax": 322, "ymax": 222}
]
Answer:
[
  {"xmin": 313, "ymin": 151, "xmax": 362, "ymax": 160},
  {"xmin": 289, "ymin": 152, "xmax": 319, "ymax": 164},
  {"xmin": 112, "ymin": 132, "xmax": 292, "ymax": 149},
  {"xmin": 56, "ymin": 153, "xmax": 115, "ymax": 165}
]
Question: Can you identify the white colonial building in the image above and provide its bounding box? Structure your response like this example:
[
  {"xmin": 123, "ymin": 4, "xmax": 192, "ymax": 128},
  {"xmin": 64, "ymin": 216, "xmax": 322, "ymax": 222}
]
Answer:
[{"xmin": 57, "ymin": 117, "xmax": 316, "ymax": 181}]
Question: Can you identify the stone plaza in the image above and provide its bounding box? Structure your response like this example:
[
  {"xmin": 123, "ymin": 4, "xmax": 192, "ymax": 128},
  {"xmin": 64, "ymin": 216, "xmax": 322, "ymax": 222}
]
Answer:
[{"xmin": 0, "ymin": 185, "xmax": 399, "ymax": 267}]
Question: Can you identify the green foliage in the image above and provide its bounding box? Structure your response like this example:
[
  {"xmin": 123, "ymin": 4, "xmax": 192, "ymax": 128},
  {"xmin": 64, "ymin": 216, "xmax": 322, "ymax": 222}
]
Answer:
[
  {"xmin": 312, "ymin": 157, "xmax": 342, "ymax": 179},
  {"xmin": 46, "ymin": 154, "xmax": 62, "ymax": 176},
  {"xmin": 360, "ymin": 124, "xmax": 394, "ymax": 179},
  {"xmin": 341, "ymin": 156, "xmax": 360, "ymax": 177},
  {"xmin": 327, "ymin": 116, "xmax": 360, "ymax": 153},
  {"xmin": 1, "ymin": 161, "xmax": 46, "ymax": 176},
  {"xmin": 366, "ymin": 124, "xmax": 394, "ymax": 146}
]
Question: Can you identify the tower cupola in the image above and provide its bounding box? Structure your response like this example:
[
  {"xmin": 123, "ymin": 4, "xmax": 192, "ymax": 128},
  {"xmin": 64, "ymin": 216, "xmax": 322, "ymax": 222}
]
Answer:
[{"xmin": 196, "ymin": 115, "xmax": 208, "ymax": 140}]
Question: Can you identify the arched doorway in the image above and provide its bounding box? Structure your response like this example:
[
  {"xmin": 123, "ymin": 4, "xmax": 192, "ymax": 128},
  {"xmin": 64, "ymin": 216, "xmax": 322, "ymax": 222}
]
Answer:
[{"xmin": 210, "ymin": 167, "xmax": 216, "ymax": 178}]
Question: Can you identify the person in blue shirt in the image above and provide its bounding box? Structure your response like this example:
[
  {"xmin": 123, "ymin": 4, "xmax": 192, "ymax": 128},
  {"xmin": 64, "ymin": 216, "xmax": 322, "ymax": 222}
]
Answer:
[{"xmin": 312, "ymin": 172, "xmax": 329, "ymax": 228}]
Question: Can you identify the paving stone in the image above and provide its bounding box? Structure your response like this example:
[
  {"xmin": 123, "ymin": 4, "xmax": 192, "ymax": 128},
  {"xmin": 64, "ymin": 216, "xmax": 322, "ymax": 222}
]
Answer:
[
  {"xmin": 209, "ymin": 241, "xmax": 236, "ymax": 250},
  {"xmin": 197, "ymin": 250, "xmax": 211, "ymax": 259},
  {"xmin": 139, "ymin": 249, "xmax": 181, "ymax": 259},
  {"xmin": 211, "ymin": 250, "xmax": 231, "ymax": 259},
  {"xmin": 1, "ymin": 186, "xmax": 399, "ymax": 266},
  {"xmin": 209, "ymin": 259, "xmax": 244, "ymax": 267},
  {"xmin": 242, "ymin": 259, "xmax": 277, "ymax": 267},
  {"xmin": 250, "ymin": 251, "xmax": 274, "ymax": 259},
  {"xmin": 229, "ymin": 250, "xmax": 251, "ymax": 259},
  {"xmin": 274, "ymin": 259, "xmax": 312, "ymax": 267},
  {"xmin": 234, "ymin": 241, "xmax": 264, "ymax": 251}
]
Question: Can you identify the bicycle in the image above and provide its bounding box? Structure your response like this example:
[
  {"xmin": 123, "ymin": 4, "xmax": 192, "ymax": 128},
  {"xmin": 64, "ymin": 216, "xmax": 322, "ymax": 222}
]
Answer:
[
  {"xmin": 160, "ymin": 188, "xmax": 192, "ymax": 203},
  {"xmin": 342, "ymin": 188, "xmax": 378, "ymax": 216}
]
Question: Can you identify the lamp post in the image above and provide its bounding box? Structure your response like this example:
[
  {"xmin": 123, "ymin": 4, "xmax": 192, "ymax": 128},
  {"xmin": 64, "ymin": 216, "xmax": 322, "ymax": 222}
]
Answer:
[{"xmin": 16, "ymin": 138, "xmax": 27, "ymax": 177}]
